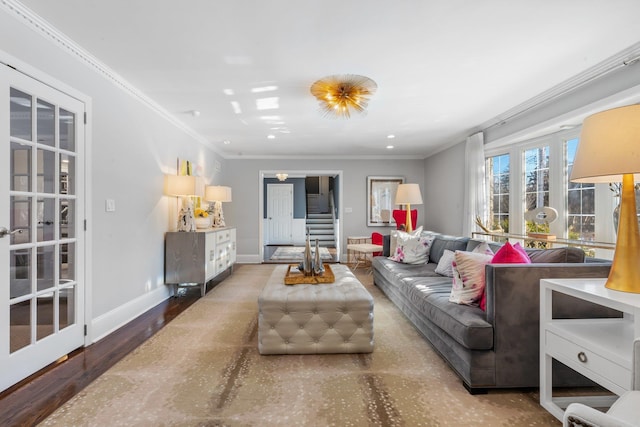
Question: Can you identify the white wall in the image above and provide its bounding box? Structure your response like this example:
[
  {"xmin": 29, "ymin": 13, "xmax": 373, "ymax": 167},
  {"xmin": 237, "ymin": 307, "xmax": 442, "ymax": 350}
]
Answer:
[
  {"xmin": 1, "ymin": 9, "xmax": 226, "ymax": 341},
  {"xmin": 423, "ymin": 142, "xmax": 466, "ymax": 235},
  {"xmin": 225, "ymin": 158, "xmax": 426, "ymax": 261}
]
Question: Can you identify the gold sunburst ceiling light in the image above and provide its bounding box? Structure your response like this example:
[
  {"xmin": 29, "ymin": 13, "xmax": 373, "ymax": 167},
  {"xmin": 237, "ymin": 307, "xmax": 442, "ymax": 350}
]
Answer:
[{"xmin": 310, "ymin": 74, "xmax": 377, "ymax": 118}]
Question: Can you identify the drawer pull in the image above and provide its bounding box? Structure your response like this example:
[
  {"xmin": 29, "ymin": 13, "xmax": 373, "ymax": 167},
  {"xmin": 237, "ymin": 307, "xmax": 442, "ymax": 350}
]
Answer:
[{"xmin": 577, "ymin": 352, "xmax": 588, "ymax": 363}]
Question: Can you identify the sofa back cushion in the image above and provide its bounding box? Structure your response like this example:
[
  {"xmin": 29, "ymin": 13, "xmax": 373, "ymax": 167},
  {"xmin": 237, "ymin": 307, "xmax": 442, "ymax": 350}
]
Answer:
[
  {"xmin": 525, "ymin": 247, "xmax": 585, "ymax": 263},
  {"xmin": 429, "ymin": 235, "xmax": 470, "ymax": 264}
]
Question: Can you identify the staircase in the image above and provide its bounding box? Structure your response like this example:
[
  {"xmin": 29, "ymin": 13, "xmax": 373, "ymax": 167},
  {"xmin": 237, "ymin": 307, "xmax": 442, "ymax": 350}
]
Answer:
[{"xmin": 306, "ymin": 213, "xmax": 335, "ymax": 247}]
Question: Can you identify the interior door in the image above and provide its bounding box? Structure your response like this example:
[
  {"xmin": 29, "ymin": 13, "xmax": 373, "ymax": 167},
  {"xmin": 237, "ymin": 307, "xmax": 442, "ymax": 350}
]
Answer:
[
  {"xmin": 267, "ymin": 183, "xmax": 293, "ymax": 244},
  {"xmin": 0, "ymin": 65, "xmax": 85, "ymax": 392}
]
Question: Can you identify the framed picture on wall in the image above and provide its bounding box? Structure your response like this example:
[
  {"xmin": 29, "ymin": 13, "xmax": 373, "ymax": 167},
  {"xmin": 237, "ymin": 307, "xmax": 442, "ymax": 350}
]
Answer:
[{"xmin": 367, "ymin": 176, "xmax": 404, "ymax": 227}]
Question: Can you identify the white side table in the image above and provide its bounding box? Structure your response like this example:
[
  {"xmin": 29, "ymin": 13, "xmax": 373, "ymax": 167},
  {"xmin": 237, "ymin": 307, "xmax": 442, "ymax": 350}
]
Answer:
[
  {"xmin": 346, "ymin": 243, "xmax": 383, "ymax": 271},
  {"xmin": 347, "ymin": 236, "xmax": 371, "ymax": 265},
  {"xmin": 539, "ymin": 278, "xmax": 640, "ymax": 421}
]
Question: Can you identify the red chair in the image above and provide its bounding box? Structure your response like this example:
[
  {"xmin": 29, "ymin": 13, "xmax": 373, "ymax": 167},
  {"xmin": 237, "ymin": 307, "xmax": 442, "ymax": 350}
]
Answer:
[
  {"xmin": 371, "ymin": 232, "xmax": 384, "ymax": 256},
  {"xmin": 392, "ymin": 209, "xmax": 417, "ymax": 231}
]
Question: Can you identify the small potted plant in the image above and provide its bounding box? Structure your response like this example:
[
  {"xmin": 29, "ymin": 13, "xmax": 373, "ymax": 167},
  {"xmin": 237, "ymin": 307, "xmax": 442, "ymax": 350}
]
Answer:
[{"xmin": 194, "ymin": 207, "xmax": 211, "ymax": 229}]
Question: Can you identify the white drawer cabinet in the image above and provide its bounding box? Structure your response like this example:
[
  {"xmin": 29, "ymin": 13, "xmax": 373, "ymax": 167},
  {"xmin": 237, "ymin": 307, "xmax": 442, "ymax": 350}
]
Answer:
[
  {"xmin": 165, "ymin": 227, "xmax": 236, "ymax": 296},
  {"xmin": 540, "ymin": 278, "xmax": 640, "ymax": 421}
]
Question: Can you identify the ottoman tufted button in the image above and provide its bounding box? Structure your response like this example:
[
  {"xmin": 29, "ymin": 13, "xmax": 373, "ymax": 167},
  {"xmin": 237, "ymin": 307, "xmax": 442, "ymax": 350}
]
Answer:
[
  {"xmin": 299, "ymin": 325, "xmax": 304, "ymax": 329},
  {"xmin": 329, "ymin": 325, "xmax": 333, "ymax": 329},
  {"xmin": 285, "ymin": 340, "xmax": 289, "ymax": 344}
]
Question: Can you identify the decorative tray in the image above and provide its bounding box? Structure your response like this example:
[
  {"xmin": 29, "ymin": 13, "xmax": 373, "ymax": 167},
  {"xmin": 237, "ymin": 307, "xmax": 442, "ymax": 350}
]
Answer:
[{"xmin": 284, "ymin": 264, "xmax": 335, "ymax": 285}]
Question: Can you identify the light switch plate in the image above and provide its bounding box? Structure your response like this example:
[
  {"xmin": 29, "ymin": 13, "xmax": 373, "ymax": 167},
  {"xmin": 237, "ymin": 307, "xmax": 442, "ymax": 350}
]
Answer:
[
  {"xmin": 105, "ymin": 199, "xmax": 116, "ymax": 212},
  {"xmin": 345, "ymin": 207, "xmax": 353, "ymax": 213}
]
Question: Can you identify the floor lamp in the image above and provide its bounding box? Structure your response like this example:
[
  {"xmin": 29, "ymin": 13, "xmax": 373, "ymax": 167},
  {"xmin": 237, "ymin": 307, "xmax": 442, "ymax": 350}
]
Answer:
[
  {"xmin": 570, "ymin": 104, "xmax": 640, "ymax": 293},
  {"xmin": 395, "ymin": 183, "xmax": 423, "ymax": 233}
]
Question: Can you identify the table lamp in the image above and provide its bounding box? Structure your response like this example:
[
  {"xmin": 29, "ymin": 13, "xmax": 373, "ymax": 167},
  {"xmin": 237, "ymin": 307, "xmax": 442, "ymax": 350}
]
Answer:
[
  {"xmin": 205, "ymin": 185, "xmax": 232, "ymax": 227},
  {"xmin": 164, "ymin": 175, "xmax": 197, "ymax": 231},
  {"xmin": 570, "ymin": 104, "xmax": 640, "ymax": 293},
  {"xmin": 395, "ymin": 183, "xmax": 423, "ymax": 233}
]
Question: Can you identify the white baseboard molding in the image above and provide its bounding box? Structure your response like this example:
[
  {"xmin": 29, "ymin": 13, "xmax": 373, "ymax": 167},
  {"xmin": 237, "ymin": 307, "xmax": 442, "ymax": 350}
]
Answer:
[{"xmin": 89, "ymin": 285, "xmax": 172, "ymax": 344}]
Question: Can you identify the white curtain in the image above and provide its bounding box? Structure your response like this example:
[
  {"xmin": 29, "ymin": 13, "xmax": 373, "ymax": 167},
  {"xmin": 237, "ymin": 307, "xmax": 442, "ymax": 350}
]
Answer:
[{"xmin": 462, "ymin": 132, "xmax": 486, "ymax": 237}]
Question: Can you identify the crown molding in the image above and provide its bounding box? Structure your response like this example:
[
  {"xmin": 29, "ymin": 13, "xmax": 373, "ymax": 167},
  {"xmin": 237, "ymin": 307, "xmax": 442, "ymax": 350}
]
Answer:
[
  {"xmin": 1, "ymin": 0, "xmax": 222, "ymax": 155},
  {"xmin": 482, "ymin": 41, "xmax": 640, "ymax": 130}
]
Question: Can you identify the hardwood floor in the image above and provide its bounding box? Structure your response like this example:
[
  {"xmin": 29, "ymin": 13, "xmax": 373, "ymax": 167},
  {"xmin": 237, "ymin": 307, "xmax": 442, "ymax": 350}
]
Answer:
[{"xmin": 0, "ymin": 278, "xmax": 222, "ymax": 426}]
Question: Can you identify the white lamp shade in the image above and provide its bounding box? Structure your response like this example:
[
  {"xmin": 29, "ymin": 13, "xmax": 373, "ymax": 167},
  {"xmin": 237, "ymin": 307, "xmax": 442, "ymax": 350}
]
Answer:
[
  {"xmin": 395, "ymin": 183, "xmax": 423, "ymax": 205},
  {"xmin": 571, "ymin": 104, "xmax": 640, "ymax": 183},
  {"xmin": 205, "ymin": 185, "xmax": 232, "ymax": 202},
  {"xmin": 164, "ymin": 175, "xmax": 196, "ymax": 196}
]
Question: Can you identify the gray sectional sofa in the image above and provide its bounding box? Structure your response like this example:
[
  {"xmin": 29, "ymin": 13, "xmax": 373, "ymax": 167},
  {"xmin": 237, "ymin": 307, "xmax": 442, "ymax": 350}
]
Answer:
[{"xmin": 372, "ymin": 232, "xmax": 618, "ymax": 393}]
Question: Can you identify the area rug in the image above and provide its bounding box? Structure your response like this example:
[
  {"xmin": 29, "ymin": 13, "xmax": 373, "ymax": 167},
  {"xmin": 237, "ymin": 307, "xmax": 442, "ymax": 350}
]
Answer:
[
  {"xmin": 40, "ymin": 264, "xmax": 559, "ymax": 426},
  {"xmin": 270, "ymin": 246, "xmax": 332, "ymax": 260}
]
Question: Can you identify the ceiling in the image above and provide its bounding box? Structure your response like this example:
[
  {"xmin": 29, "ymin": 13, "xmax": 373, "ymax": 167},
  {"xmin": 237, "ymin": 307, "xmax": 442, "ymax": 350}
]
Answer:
[{"xmin": 17, "ymin": 0, "xmax": 640, "ymax": 159}]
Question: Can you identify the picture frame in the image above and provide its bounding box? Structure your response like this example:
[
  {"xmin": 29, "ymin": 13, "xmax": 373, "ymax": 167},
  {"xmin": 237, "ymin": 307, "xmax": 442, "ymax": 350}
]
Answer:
[{"xmin": 367, "ymin": 176, "xmax": 404, "ymax": 227}]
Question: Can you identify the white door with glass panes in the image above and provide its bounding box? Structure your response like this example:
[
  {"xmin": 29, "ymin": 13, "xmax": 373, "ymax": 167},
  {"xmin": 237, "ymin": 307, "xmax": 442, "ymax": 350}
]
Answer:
[{"xmin": 0, "ymin": 65, "xmax": 85, "ymax": 392}]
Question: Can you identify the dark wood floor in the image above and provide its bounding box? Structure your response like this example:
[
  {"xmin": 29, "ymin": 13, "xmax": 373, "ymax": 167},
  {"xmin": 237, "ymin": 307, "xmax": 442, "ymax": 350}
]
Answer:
[{"xmin": 0, "ymin": 277, "xmax": 222, "ymax": 426}]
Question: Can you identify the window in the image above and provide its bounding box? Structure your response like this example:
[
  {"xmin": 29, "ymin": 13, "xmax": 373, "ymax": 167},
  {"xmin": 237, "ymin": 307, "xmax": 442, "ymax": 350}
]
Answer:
[
  {"xmin": 486, "ymin": 154, "xmax": 510, "ymax": 232},
  {"xmin": 566, "ymin": 137, "xmax": 595, "ymax": 241},
  {"xmin": 524, "ymin": 145, "xmax": 550, "ymax": 233},
  {"xmin": 485, "ymin": 129, "xmax": 614, "ymax": 259}
]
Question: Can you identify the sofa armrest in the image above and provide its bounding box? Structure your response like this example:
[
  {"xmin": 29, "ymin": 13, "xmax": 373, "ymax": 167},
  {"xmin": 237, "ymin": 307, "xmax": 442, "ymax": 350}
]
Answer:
[{"xmin": 484, "ymin": 262, "xmax": 616, "ymax": 387}]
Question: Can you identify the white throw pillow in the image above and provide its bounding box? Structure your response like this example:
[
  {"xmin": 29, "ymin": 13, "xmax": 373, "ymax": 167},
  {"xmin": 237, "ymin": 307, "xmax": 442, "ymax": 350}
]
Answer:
[
  {"xmin": 434, "ymin": 249, "xmax": 456, "ymax": 277},
  {"xmin": 389, "ymin": 227, "xmax": 435, "ymax": 264},
  {"xmin": 436, "ymin": 242, "xmax": 493, "ymax": 278},
  {"xmin": 389, "ymin": 226, "xmax": 423, "ymax": 257},
  {"xmin": 448, "ymin": 250, "xmax": 493, "ymax": 306}
]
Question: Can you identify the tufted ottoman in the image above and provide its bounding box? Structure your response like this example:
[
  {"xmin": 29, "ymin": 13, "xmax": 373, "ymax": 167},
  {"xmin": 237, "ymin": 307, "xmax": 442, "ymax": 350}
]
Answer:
[{"xmin": 258, "ymin": 264, "xmax": 374, "ymax": 354}]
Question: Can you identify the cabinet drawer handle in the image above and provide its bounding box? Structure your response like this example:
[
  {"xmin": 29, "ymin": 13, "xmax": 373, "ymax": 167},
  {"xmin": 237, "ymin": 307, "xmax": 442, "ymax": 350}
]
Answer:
[{"xmin": 577, "ymin": 352, "xmax": 588, "ymax": 363}]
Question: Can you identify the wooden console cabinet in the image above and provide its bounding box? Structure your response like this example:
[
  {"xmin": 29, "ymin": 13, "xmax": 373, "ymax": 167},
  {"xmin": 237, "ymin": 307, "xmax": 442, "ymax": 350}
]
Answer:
[{"xmin": 165, "ymin": 227, "xmax": 236, "ymax": 296}]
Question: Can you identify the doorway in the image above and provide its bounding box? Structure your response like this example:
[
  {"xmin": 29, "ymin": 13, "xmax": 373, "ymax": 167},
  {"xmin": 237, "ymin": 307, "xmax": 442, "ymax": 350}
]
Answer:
[
  {"xmin": 259, "ymin": 171, "xmax": 342, "ymax": 263},
  {"xmin": 1, "ymin": 63, "xmax": 86, "ymax": 392}
]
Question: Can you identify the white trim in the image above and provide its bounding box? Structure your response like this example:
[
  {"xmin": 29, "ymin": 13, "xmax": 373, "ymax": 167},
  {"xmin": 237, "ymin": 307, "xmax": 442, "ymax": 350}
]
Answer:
[
  {"xmin": 0, "ymin": 0, "xmax": 221, "ymax": 156},
  {"xmin": 90, "ymin": 285, "xmax": 171, "ymax": 343}
]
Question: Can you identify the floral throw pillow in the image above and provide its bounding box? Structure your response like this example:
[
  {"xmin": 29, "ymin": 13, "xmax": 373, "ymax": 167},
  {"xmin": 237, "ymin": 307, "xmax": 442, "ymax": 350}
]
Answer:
[
  {"xmin": 388, "ymin": 227, "xmax": 434, "ymax": 264},
  {"xmin": 448, "ymin": 251, "xmax": 493, "ymax": 306}
]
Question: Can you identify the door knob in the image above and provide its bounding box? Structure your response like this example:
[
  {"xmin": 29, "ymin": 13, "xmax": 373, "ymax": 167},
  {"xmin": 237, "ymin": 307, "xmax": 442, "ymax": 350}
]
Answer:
[{"xmin": 0, "ymin": 227, "xmax": 24, "ymax": 238}]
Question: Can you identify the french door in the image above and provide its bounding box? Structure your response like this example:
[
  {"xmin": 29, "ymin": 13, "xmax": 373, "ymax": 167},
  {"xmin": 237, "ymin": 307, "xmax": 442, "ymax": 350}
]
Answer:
[{"xmin": 0, "ymin": 64, "xmax": 85, "ymax": 392}]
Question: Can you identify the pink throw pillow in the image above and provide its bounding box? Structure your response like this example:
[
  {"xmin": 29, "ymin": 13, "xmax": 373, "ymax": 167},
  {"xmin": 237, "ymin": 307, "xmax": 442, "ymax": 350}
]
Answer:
[
  {"xmin": 479, "ymin": 242, "xmax": 530, "ymax": 312},
  {"xmin": 491, "ymin": 241, "xmax": 531, "ymax": 264}
]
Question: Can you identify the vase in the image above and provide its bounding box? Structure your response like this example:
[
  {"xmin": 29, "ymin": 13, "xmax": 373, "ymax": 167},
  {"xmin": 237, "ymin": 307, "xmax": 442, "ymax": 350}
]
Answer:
[
  {"xmin": 314, "ymin": 238, "xmax": 325, "ymax": 275},
  {"xmin": 303, "ymin": 228, "xmax": 313, "ymax": 276},
  {"xmin": 195, "ymin": 216, "xmax": 211, "ymax": 229},
  {"xmin": 613, "ymin": 190, "xmax": 640, "ymax": 234}
]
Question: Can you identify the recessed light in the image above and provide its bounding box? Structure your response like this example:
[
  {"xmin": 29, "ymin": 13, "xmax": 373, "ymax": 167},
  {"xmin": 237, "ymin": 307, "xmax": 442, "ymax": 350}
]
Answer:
[
  {"xmin": 267, "ymin": 134, "xmax": 276, "ymax": 139},
  {"xmin": 223, "ymin": 140, "xmax": 231, "ymax": 145},
  {"xmin": 251, "ymin": 85, "xmax": 278, "ymax": 93},
  {"xmin": 256, "ymin": 97, "xmax": 279, "ymax": 111},
  {"xmin": 387, "ymin": 134, "xmax": 395, "ymax": 139},
  {"xmin": 190, "ymin": 110, "xmax": 201, "ymax": 117},
  {"xmin": 386, "ymin": 145, "xmax": 394, "ymax": 149},
  {"xmin": 231, "ymin": 101, "xmax": 242, "ymax": 114},
  {"xmin": 223, "ymin": 89, "xmax": 234, "ymax": 96}
]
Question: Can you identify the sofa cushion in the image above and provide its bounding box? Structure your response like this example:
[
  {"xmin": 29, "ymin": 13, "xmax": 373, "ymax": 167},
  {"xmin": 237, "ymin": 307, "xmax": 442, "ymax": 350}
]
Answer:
[
  {"xmin": 526, "ymin": 246, "xmax": 585, "ymax": 263},
  {"xmin": 372, "ymin": 257, "xmax": 440, "ymax": 285},
  {"xmin": 401, "ymin": 276, "xmax": 493, "ymax": 350},
  {"xmin": 429, "ymin": 235, "xmax": 470, "ymax": 264}
]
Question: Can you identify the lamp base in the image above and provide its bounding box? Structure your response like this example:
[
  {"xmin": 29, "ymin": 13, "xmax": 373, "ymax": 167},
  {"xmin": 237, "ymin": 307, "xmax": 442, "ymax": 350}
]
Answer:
[
  {"xmin": 405, "ymin": 204, "xmax": 413, "ymax": 233},
  {"xmin": 212, "ymin": 201, "xmax": 226, "ymax": 227},
  {"xmin": 605, "ymin": 174, "xmax": 640, "ymax": 293}
]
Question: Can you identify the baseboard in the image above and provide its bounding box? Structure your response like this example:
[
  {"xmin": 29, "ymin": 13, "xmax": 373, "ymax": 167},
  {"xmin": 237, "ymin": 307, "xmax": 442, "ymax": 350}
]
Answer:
[{"xmin": 89, "ymin": 285, "xmax": 172, "ymax": 343}]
